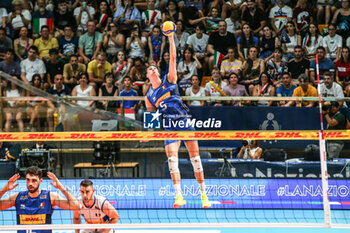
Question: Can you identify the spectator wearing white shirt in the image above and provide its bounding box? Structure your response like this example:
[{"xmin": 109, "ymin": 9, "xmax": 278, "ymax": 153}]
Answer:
[
  {"xmin": 177, "ymin": 47, "xmax": 202, "ymax": 90},
  {"xmin": 0, "ymin": 6, "xmax": 8, "ymax": 29},
  {"xmin": 186, "ymin": 24, "xmax": 209, "ymax": 62},
  {"xmin": 125, "ymin": 23, "xmax": 147, "ymax": 63},
  {"xmin": 269, "ymin": 0, "xmax": 292, "ymax": 35},
  {"xmin": 303, "ymin": 23, "xmax": 323, "ymax": 60},
  {"xmin": 323, "ymin": 24, "xmax": 342, "ymax": 62},
  {"xmin": 73, "ymin": 0, "xmax": 95, "ymax": 35},
  {"xmin": 205, "ymin": 68, "xmax": 227, "ymax": 106},
  {"xmin": 20, "ymin": 45, "xmax": 46, "ymax": 83},
  {"xmin": 320, "ymin": 72, "xmax": 346, "ymax": 107},
  {"xmin": 141, "ymin": 0, "xmax": 162, "ymax": 37},
  {"xmin": 185, "ymin": 75, "xmax": 206, "ymax": 106},
  {"xmin": 8, "ymin": 0, "xmax": 32, "ymax": 38}
]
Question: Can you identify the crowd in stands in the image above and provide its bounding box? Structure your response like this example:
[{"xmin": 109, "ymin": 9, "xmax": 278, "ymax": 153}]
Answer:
[{"xmin": 0, "ymin": 0, "xmax": 350, "ymax": 131}]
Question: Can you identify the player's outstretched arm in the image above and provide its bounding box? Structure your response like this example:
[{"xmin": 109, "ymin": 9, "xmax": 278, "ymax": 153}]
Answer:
[
  {"xmin": 167, "ymin": 35, "xmax": 177, "ymax": 84},
  {"xmin": 48, "ymin": 172, "xmax": 80, "ymax": 211},
  {"xmin": 73, "ymin": 210, "xmax": 81, "ymax": 233},
  {"xmin": 102, "ymin": 200, "xmax": 120, "ymax": 233},
  {"xmin": 0, "ymin": 174, "xmax": 20, "ymax": 210}
]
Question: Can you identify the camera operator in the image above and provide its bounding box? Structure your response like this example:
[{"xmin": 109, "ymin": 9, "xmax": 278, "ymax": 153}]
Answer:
[
  {"xmin": 237, "ymin": 140, "xmax": 262, "ymax": 159},
  {"xmin": 322, "ymin": 102, "xmax": 346, "ymax": 159}
]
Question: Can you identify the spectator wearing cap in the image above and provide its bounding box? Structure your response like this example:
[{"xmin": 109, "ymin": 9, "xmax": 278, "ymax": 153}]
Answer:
[
  {"xmin": 241, "ymin": 0, "xmax": 266, "ymax": 36},
  {"xmin": 45, "ymin": 48, "xmax": 64, "ymax": 89},
  {"xmin": 32, "ymin": 0, "xmax": 55, "ymax": 38},
  {"xmin": 309, "ymin": 46, "xmax": 335, "ymax": 86},
  {"xmin": 34, "ymin": 25, "xmax": 59, "ymax": 62},
  {"xmin": 0, "ymin": 28, "xmax": 13, "ymax": 61},
  {"xmin": 8, "ymin": 0, "xmax": 31, "ymax": 38},
  {"xmin": 87, "ymin": 51, "xmax": 112, "ymax": 89},
  {"xmin": 63, "ymin": 55, "xmax": 86, "ymax": 90},
  {"xmin": 20, "ymin": 46, "xmax": 46, "ymax": 83},
  {"xmin": 289, "ymin": 74, "xmax": 318, "ymax": 107}
]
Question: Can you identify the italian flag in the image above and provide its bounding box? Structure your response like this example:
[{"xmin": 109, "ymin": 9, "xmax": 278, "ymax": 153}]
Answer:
[
  {"xmin": 213, "ymin": 50, "xmax": 224, "ymax": 68},
  {"xmin": 99, "ymin": 13, "xmax": 108, "ymax": 25},
  {"xmin": 144, "ymin": 10, "xmax": 157, "ymax": 24},
  {"xmin": 117, "ymin": 108, "xmax": 135, "ymax": 120},
  {"xmin": 33, "ymin": 18, "xmax": 53, "ymax": 34}
]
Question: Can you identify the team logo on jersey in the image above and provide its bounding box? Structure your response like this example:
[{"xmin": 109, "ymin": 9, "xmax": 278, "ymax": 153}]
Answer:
[
  {"xmin": 20, "ymin": 195, "xmax": 28, "ymax": 200},
  {"xmin": 20, "ymin": 204, "xmax": 25, "ymax": 209},
  {"xmin": 161, "ymin": 85, "xmax": 166, "ymax": 90},
  {"xmin": 40, "ymin": 195, "xmax": 47, "ymax": 199},
  {"xmin": 143, "ymin": 110, "xmax": 161, "ymax": 129},
  {"xmin": 39, "ymin": 202, "xmax": 45, "ymax": 209}
]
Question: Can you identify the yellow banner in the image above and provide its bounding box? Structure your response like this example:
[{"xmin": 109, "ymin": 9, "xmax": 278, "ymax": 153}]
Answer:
[{"xmin": 0, "ymin": 131, "xmax": 349, "ymax": 141}]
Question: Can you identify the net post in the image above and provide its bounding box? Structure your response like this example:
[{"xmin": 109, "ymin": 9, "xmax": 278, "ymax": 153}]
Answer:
[{"xmin": 315, "ymin": 54, "xmax": 331, "ymax": 227}]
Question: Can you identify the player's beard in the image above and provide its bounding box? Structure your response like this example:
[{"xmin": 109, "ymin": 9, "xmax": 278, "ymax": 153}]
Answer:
[{"xmin": 28, "ymin": 185, "xmax": 39, "ymax": 193}]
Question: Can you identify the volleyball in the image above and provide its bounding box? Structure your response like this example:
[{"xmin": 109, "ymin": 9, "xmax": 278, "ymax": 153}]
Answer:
[{"xmin": 161, "ymin": 21, "xmax": 176, "ymax": 36}]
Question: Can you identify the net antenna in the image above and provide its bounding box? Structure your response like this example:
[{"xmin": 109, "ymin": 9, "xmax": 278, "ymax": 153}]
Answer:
[{"xmin": 315, "ymin": 54, "xmax": 331, "ymax": 227}]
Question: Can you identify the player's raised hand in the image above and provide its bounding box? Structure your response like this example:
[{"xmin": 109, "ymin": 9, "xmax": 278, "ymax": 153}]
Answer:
[
  {"xmin": 5, "ymin": 174, "xmax": 20, "ymax": 191},
  {"xmin": 47, "ymin": 172, "xmax": 62, "ymax": 189}
]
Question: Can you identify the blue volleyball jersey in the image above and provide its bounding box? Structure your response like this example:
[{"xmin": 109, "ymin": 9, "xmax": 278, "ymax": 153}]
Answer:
[
  {"xmin": 15, "ymin": 190, "xmax": 53, "ymax": 233},
  {"xmin": 146, "ymin": 76, "xmax": 189, "ymax": 120}
]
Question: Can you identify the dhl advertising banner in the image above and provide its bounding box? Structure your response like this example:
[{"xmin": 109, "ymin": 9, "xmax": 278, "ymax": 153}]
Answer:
[
  {"xmin": 1, "ymin": 179, "xmax": 349, "ymax": 210},
  {"xmin": 0, "ymin": 130, "xmax": 350, "ymax": 141}
]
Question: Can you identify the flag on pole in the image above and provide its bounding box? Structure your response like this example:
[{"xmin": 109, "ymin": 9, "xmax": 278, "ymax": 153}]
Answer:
[
  {"xmin": 213, "ymin": 50, "xmax": 224, "ymax": 68},
  {"xmin": 99, "ymin": 13, "xmax": 108, "ymax": 25},
  {"xmin": 33, "ymin": 18, "xmax": 53, "ymax": 34}
]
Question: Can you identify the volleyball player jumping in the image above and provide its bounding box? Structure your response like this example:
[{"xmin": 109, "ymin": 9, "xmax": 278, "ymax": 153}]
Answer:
[{"xmin": 145, "ymin": 31, "xmax": 211, "ymax": 209}]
